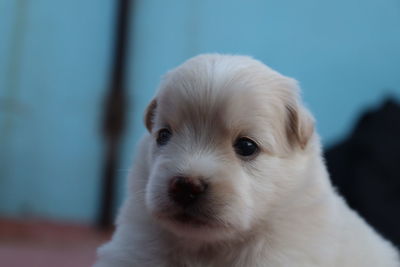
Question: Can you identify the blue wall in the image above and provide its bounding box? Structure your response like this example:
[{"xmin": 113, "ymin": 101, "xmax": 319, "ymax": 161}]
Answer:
[
  {"xmin": 1, "ymin": 0, "xmax": 400, "ymax": 223},
  {"xmin": 0, "ymin": 0, "xmax": 116, "ymax": 223}
]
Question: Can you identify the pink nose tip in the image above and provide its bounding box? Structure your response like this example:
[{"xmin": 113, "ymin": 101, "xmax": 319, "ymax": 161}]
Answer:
[{"xmin": 168, "ymin": 176, "xmax": 208, "ymax": 207}]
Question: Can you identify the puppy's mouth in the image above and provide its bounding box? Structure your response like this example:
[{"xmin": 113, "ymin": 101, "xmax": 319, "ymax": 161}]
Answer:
[
  {"xmin": 172, "ymin": 212, "xmax": 211, "ymax": 227},
  {"xmin": 156, "ymin": 209, "xmax": 222, "ymax": 229}
]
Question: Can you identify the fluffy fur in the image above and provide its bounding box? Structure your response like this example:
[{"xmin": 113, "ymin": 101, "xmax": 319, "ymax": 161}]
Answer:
[{"xmin": 94, "ymin": 54, "xmax": 399, "ymax": 267}]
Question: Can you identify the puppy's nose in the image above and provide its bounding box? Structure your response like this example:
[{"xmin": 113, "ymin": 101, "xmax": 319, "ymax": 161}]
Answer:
[{"xmin": 168, "ymin": 176, "xmax": 207, "ymax": 207}]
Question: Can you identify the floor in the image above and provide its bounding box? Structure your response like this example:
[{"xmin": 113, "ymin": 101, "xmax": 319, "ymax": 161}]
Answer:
[{"xmin": 0, "ymin": 219, "xmax": 112, "ymax": 267}]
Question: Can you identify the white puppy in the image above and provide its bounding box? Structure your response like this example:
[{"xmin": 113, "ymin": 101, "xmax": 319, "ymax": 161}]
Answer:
[{"xmin": 94, "ymin": 54, "xmax": 399, "ymax": 267}]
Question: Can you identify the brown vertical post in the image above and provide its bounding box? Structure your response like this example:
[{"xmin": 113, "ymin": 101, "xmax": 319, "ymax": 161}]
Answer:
[{"xmin": 99, "ymin": 0, "xmax": 132, "ymax": 229}]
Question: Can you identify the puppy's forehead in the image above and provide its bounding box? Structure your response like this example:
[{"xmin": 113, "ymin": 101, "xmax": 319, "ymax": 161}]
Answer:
[{"xmin": 155, "ymin": 55, "xmax": 295, "ymax": 133}]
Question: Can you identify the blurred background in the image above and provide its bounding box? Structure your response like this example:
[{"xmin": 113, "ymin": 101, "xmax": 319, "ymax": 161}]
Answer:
[{"xmin": 1, "ymin": 0, "xmax": 399, "ymax": 266}]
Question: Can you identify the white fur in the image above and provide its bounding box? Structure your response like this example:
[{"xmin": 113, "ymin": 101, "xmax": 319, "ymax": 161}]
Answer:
[{"xmin": 94, "ymin": 54, "xmax": 399, "ymax": 267}]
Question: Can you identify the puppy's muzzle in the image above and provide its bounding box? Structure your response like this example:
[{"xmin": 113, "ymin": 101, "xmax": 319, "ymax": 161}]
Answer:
[{"xmin": 168, "ymin": 176, "xmax": 208, "ymax": 207}]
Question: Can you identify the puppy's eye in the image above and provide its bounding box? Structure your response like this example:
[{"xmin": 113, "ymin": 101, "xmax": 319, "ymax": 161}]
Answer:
[
  {"xmin": 233, "ymin": 137, "xmax": 259, "ymax": 158},
  {"xmin": 157, "ymin": 128, "xmax": 172, "ymax": 146}
]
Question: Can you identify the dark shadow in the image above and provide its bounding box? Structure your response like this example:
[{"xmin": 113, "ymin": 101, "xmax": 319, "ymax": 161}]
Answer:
[{"xmin": 325, "ymin": 97, "xmax": 400, "ymax": 248}]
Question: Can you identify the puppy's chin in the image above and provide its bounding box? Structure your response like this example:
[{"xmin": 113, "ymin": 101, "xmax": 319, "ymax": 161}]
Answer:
[
  {"xmin": 146, "ymin": 191, "xmax": 253, "ymax": 242},
  {"xmin": 153, "ymin": 211, "xmax": 239, "ymax": 242}
]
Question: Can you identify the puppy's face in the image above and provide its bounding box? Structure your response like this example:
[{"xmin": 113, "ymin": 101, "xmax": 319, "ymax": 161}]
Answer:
[{"xmin": 143, "ymin": 55, "xmax": 314, "ymax": 242}]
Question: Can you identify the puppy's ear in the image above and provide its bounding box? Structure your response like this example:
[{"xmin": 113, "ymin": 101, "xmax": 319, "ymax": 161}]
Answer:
[
  {"xmin": 144, "ymin": 99, "xmax": 157, "ymax": 132},
  {"xmin": 285, "ymin": 103, "xmax": 314, "ymax": 150}
]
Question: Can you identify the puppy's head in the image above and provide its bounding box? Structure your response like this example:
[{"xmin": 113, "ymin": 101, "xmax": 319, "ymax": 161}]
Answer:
[{"xmin": 143, "ymin": 54, "xmax": 314, "ymax": 242}]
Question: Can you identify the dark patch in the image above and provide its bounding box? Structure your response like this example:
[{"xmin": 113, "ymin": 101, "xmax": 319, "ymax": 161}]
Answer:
[{"xmin": 286, "ymin": 105, "xmax": 301, "ymax": 148}]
